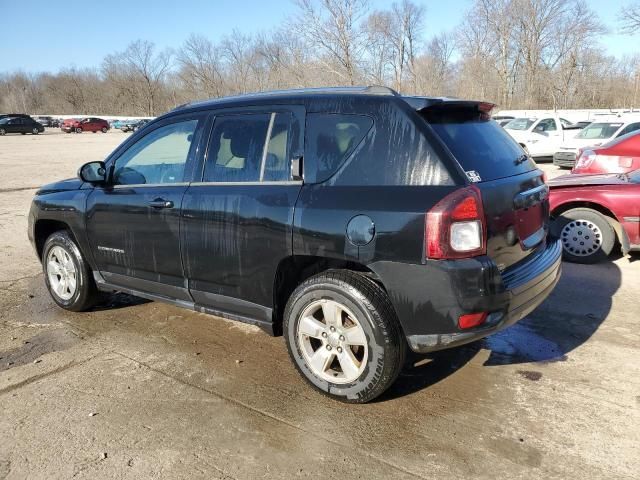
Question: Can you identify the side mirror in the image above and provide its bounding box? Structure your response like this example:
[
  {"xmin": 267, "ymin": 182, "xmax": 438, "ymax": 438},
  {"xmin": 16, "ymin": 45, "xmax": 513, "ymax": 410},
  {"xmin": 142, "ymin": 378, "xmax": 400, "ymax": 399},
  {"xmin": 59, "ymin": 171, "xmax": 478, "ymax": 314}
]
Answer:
[{"xmin": 78, "ymin": 161, "xmax": 107, "ymax": 184}]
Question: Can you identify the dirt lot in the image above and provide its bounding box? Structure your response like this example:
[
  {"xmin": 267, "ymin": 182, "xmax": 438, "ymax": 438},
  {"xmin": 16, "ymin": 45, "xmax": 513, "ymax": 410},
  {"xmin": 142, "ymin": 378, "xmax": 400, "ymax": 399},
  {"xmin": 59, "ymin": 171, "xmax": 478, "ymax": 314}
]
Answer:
[{"xmin": 0, "ymin": 130, "xmax": 639, "ymax": 479}]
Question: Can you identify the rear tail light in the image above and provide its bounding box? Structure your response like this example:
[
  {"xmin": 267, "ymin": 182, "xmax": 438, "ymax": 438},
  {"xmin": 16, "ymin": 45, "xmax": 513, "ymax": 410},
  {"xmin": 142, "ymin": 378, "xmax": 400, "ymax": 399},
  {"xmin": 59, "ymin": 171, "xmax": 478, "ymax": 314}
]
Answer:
[
  {"xmin": 573, "ymin": 149, "xmax": 597, "ymax": 171},
  {"xmin": 426, "ymin": 186, "xmax": 486, "ymax": 259},
  {"xmin": 458, "ymin": 312, "xmax": 488, "ymax": 329}
]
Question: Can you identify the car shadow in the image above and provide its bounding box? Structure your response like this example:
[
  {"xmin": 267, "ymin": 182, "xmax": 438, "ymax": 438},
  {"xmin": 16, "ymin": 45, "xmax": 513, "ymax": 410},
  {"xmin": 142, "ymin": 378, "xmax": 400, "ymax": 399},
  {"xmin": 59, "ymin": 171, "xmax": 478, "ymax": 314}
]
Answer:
[
  {"xmin": 90, "ymin": 292, "xmax": 151, "ymax": 312},
  {"xmin": 379, "ymin": 259, "xmax": 621, "ymax": 400}
]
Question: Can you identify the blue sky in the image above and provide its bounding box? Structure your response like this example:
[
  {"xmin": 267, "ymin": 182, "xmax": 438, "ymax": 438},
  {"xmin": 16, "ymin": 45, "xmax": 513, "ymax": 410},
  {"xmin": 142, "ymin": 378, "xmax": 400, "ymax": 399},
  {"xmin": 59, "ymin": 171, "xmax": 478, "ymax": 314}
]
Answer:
[{"xmin": 0, "ymin": 0, "xmax": 637, "ymax": 72}]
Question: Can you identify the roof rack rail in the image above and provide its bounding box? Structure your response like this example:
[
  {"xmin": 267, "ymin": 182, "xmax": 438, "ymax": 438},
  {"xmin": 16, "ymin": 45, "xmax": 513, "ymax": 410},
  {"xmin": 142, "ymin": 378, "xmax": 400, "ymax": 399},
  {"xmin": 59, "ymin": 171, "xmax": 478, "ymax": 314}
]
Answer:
[{"xmin": 364, "ymin": 85, "xmax": 400, "ymax": 96}]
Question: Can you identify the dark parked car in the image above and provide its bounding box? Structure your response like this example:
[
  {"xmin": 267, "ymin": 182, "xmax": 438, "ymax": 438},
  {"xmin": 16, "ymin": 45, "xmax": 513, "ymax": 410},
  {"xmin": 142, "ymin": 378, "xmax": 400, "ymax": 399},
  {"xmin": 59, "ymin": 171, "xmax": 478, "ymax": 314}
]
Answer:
[
  {"xmin": 61, "ymin": 117, "xmax": 110, "ymax": 133},
  {"xmin": 572, "ymin": 130, "xmax": 640, "ymax": 175},
  {"xmin": 549, "ymin": 170, "xmax": 640, "ymax": 263},
  {"xmin": 120, "ymin": 119, "xmax": 150, "ymax": 132},
  {"xmin": 0, "ymin": 116, "xmax": 44, "ymax": 135},
  {"xmin": 0, "ymin": 113, "xmax": 33, "ymax": 121},
  {"xmin": 28, "ymin": 86, "xmax": 561, "ymax": 402},
  {"xmin": 35, "ymin": 116, "xmax": 56, "ymax": 127}
]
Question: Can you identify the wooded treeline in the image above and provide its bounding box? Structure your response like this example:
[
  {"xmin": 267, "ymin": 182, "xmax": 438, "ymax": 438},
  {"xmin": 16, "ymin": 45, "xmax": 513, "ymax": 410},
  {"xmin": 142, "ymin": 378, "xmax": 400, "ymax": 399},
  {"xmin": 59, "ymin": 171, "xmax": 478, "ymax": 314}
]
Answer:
[{"xmin": 1, "ymin": 0, "xmax": 639, "ymax": 116}]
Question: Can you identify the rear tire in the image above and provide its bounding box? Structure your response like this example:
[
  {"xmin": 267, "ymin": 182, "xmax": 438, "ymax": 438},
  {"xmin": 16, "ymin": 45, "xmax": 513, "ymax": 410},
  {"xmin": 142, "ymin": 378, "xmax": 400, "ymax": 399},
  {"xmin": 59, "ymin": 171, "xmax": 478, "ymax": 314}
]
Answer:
[
  {"xmin": 284, "ymin": 270, "xmax": 405, "ymax": 403},
  {"xmin": 42, "ymin": 231, "xmax": 99, "ymax": 311},
  {"xmin": 553, "ymin": 208, "xmax": 615, "ymax": 264},
  {"xmin": 101, "ymin": 127, "xmax": 108, "ymax": 133}
]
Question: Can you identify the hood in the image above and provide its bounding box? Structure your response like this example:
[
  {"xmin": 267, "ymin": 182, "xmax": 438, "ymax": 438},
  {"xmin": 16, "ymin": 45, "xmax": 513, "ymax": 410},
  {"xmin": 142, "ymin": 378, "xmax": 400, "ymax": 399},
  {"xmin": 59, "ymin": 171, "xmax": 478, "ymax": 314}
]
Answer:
[
  {"xmin": 36, "ymin": 177, "xmax": 83, "ymax": 195},
  {"xmin": 548, "ymin": 173, "xmax": 628, "ymax": 188}
]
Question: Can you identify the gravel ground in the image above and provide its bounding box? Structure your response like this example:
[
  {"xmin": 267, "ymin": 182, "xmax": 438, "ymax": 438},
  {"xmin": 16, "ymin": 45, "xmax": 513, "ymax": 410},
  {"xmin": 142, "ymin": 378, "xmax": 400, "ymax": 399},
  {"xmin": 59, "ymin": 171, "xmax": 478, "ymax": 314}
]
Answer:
[{"xmin": 0, "ymin": 130, "xmax": 638, "ymax": 479}]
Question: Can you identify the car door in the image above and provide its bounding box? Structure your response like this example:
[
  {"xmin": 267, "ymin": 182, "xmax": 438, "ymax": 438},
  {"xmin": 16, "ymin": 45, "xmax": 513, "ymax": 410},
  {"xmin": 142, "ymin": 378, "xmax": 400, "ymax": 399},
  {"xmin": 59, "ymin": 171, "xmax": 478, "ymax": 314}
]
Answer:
[
  {"xmin": 181, "ymin": 106, "xmax": 304, "ymax": 326},
  {"xmin": 85, "ymin": 113, "xmax": 206, "ymax": 300}
]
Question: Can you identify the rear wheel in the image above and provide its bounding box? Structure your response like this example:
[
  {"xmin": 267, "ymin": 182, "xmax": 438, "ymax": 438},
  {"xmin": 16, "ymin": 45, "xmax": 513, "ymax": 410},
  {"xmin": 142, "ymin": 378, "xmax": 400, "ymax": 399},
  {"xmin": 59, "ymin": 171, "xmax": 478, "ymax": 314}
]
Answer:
[
  {"xmin": 284, "ymin": 270, "xmax": 405, "ymax": 403},
  {"xmin": 42, "ymin": 231, "xmax": 99, "ymax": 311},
  {"xmin": 101, "ymin": 127, "xmax": 108, "ymax": 133},
  {"xmin": 555, "ymin": 208, "xmax": 615, "ymax": 264}
]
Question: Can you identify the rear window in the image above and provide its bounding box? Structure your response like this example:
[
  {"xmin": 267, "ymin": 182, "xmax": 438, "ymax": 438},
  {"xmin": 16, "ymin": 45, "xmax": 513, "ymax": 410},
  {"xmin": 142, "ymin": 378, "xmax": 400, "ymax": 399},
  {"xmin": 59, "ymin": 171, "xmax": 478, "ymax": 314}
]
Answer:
[
  {"xmin": 304, "ymin": 113, "xmax": 373, "ymax": 183},
  {"xmin": 575, "ymin": 123, "xmax": 622, "ymax": 139},
  {"xmin": 423, "ymin": 108, "xmax": 537, "ymax": 182}
]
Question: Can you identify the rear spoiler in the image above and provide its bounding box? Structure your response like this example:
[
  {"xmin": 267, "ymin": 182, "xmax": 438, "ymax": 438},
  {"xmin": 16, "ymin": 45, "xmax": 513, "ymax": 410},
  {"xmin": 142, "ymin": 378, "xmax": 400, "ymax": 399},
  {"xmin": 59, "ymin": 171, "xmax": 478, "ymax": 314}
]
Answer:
[{"xmin": 402, "ymin": 97, "xmax": 496, "ymax": 114}]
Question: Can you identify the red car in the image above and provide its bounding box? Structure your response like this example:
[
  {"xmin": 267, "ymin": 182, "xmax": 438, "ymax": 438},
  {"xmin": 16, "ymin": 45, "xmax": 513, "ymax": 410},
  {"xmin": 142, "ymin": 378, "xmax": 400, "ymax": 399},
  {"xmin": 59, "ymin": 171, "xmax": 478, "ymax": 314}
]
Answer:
[
  {"xmin": 549, "ymin": 170, "xmax": 640, "ymax": 263},
  {"xmin": 61, "ymin": 117, "xmax": 110, "ymax": 133},
  {"xmin": 572, "ymin": 130, "xmax": 640, "ymax": 175}
]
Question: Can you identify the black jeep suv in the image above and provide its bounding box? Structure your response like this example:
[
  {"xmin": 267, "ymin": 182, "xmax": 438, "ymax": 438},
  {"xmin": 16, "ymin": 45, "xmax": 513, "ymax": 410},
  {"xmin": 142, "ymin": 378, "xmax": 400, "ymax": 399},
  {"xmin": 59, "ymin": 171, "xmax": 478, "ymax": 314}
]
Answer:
[{"xmin": 28, "ymin": 86, "xmax": 561, "ymax": 402}]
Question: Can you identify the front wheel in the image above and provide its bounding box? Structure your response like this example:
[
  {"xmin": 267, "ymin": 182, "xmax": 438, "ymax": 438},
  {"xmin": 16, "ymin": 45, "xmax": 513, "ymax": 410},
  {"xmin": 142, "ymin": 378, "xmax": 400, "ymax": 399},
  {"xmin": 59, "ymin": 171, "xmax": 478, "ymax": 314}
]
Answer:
[
  {"xmin": 554, "ymin": 208, "xmax": 615, "ymax": 264},
  {"xmin": 42, "ymin": 231, "xmax": 98, "ymax": 311},
  {"xmin": 32, "ymin": 127, "xmax": 39, "ymax": 134},
  {"xmin": 75, "ymin": 127, "xmax": 82, "ymax": 133},
  {"xmin": 0, "ymin": 128, "xmax": 5, "ymax": 136},
  {"xmin": 284, "ymin": 270, "xmax": 405, "ymax": 403}
]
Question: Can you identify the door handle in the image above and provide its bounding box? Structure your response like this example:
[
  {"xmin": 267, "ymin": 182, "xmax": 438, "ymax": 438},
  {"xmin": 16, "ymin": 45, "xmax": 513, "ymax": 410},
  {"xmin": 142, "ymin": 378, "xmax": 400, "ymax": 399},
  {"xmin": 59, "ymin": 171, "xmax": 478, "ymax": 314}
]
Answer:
[{"xmin": 149, "ymin": 198, "xmax": 174, "ymax": 209}]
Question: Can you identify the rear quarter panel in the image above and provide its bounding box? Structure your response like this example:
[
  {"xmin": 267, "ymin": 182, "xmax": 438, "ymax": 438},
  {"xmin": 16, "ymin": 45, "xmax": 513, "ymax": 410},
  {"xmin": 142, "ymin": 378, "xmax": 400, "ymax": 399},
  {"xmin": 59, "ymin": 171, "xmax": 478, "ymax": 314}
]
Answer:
[{"xmin": 549, "ymin": 184, "xmax": 640, "ymax": 246}]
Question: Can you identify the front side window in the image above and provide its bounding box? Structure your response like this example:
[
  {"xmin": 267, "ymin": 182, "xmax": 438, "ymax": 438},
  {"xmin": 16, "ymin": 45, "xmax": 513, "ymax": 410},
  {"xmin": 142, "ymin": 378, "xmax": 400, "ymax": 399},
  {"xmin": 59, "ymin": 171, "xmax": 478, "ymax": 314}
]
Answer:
[
  {"xmin": 204, "ymin": 112, "xmax": 292, "ymax": 183},
  {"xmin": 536, "ymin": 118, "xmax": 556, "ymax": 132},
  {"xmin": 113, "ymin": 119, "xmax": 198, "ymax": 185},
  {"xmin": 304, "ymin": 113, "xmax": 373, "ymax": 183}
]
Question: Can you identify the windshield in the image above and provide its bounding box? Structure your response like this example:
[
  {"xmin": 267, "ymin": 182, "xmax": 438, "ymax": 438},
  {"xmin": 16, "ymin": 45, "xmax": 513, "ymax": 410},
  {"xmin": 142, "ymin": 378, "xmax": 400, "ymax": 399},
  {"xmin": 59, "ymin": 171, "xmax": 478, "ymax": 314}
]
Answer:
[
  {"xmin": 504, "ymin": 118, "xmax": 535, "ymax": 130},
  {"xmin": 0, "ymin": 118, "xmax": 10, "ymax": 124},
  {"xmin": 424, "ymin": 108, "xmax": 536, "ymax": 182},
  {"xmin": 576, "ymin": 122, "xmax": 623, "ymax": 139},
  {"xmin": 629, "ymin": 169, "xmax": 640, "ymax": 184}
]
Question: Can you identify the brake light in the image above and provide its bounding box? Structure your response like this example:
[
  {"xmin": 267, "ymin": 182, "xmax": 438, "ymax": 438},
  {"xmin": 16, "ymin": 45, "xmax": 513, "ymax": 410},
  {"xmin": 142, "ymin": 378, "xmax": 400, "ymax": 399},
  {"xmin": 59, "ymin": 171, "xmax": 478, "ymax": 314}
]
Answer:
[
  {"xmin": 426, "ymin": 186, "xmax": 486, "ymax": 259},
  {"xmin": 573, "ymin": 149, "xmax": 597, "ymax": 171},
  {"xmin": 458, "ymin": 312, "xmax": 488, "ymax": 329}
]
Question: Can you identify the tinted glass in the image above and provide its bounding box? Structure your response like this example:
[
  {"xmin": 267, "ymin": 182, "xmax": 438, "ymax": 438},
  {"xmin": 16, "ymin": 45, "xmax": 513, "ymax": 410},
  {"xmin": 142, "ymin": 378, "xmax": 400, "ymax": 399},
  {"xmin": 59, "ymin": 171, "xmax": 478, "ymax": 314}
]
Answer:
[
  {"xmin": 204, "ymin": 114, "xmax": 271, "ymax": 182},
  {"xmin": 629, "ymin": 169, "xmax": 640, "ymax": 184},
  {"xmin": 616, "ymin": 122, "xmax": 640, "ymax": 137},
  {"xmin": 576, "ymin": 122, "xmax": 623, "ymax": 139},
  {"xmin": 504, "ymin": 118, "xmax": 535, "ymax": 130},
  {"xmin": 424, "ymin": 108, "xmax": 536, "ymax": 182},
  {"xmin": 113, "ymin": 119, "xmax": 198, "ymax": 185},
  {"xmin": 536, "ymin": 118, "xmax": 556, "ymax": 131},
  {"xmin": 305, "ymin": 113, "xmax": 373, "ymax": 183},
  {"xmin": 262, "ymin": 113, "xmax": 292, "ymax": 182}
]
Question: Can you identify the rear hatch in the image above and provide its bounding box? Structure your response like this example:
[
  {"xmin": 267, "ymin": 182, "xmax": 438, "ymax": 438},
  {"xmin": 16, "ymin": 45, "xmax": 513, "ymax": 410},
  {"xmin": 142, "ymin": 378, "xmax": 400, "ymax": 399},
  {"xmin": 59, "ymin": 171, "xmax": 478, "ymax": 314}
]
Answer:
[{"xmin": 421, "ymin": 103, "xmax": 548, "ymax": 271}]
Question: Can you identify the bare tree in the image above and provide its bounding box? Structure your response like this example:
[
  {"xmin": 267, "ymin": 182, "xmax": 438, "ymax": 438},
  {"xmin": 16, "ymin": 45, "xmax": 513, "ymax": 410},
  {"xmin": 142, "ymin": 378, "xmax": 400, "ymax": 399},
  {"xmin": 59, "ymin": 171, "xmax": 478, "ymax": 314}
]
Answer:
[
  {"xmin": 619, "ymin": 1, "xmax": 640, "ymax": 34},
  {"xmin": 177, "ymin": 34, "xmax": 225, "ymax": 98},
  {"xmin": 103, "ymin": 40, "xmax": 172, "ymax": 116},
  {"xmin": 295, "ymin": 0, "xmax": 370, "ymax": 85}
]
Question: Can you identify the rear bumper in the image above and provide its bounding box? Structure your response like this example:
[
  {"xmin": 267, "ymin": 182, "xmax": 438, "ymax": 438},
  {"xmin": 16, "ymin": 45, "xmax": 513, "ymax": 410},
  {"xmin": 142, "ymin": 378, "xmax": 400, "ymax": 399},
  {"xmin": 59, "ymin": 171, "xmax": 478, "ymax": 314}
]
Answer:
[
  {"xmin": 553, "ymin": 151, "xmax": 576, "ymax": 168},
  {"xmin": 371, "ymin": 239, "xmax": 562, "ymax": 353}
]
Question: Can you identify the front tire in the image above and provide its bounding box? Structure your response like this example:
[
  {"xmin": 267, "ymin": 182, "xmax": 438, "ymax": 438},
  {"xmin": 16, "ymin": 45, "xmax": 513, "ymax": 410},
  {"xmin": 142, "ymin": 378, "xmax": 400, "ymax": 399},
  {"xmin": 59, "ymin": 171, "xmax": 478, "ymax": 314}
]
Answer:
[
  {"xmin": 75, "ymin": 127, "xmax": 82, "ymax": 133},
  {"xmin": 0, "ymin": 128, "xmax": 5, "ymax": 135},
  {"xmin": 42, "ymin": 231, "xmax": 98, "ymax": 311},
  {"xmin": 554, "ymin": 208, "xmax": 615, "ymax": 264},
  {"xmin": 32, "ymin": 128, "xmax": 39, "ymax": 134},
  {"xmin": 284, "ymin": 270, "xmax": 405, "ymax": 403}
]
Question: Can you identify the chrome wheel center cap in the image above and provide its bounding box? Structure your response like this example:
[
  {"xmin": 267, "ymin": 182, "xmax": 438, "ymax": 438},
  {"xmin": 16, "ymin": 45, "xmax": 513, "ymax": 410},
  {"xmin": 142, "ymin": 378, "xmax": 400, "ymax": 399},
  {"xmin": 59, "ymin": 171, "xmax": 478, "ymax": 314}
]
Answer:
[{"xmin": 327, "ymin": 331, "xmax": 341, "ymax": 348}]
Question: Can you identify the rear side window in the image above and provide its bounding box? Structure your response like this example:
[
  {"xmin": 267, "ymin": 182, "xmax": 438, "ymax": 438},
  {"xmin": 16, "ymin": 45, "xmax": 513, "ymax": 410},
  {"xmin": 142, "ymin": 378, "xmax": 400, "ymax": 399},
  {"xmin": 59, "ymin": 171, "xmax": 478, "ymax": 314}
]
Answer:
[
  {"xmin": 304, "ymin": 113, "xmax": 373, "ymax": 183},
  {"xmin": 423, "ymin": 108, "xmax": 536, "ymax": 182},
  {"xmin": 204, "ymin": 112, "xmax": 293, "ymax": 183}
]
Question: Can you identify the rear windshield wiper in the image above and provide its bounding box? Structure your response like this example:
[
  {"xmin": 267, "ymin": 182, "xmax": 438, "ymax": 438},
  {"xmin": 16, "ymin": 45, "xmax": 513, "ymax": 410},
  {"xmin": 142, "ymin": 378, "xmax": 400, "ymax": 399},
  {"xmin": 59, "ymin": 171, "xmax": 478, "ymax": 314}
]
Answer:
[{"xmin": 514, "ymin": 154, "xmax": 529, "ymax": 165}]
